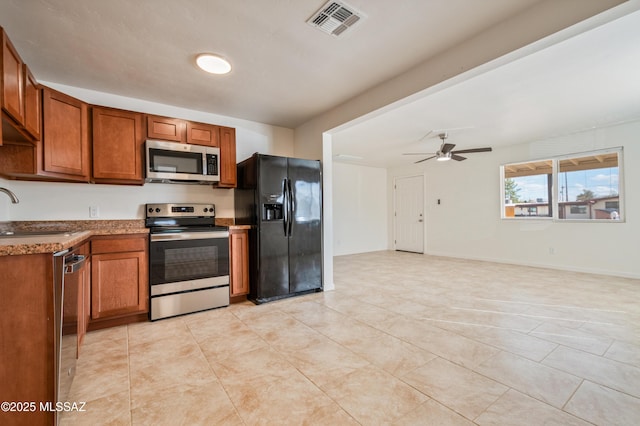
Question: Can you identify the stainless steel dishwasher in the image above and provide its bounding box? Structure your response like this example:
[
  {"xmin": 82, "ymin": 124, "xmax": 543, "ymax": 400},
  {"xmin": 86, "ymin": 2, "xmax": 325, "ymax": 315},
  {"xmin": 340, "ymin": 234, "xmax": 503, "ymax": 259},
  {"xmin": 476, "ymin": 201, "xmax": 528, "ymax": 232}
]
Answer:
[{"xmin": 54, "ymin": 248, "xmax": 86, "ymax": 415}]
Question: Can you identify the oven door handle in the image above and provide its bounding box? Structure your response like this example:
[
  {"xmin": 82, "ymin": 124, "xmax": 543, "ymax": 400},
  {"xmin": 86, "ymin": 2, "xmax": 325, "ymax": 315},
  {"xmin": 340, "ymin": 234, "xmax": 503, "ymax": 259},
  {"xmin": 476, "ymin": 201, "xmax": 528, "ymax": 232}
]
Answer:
[{"xmin": 151, "ymin": 231, "xmax": 229, "ymax": 241}]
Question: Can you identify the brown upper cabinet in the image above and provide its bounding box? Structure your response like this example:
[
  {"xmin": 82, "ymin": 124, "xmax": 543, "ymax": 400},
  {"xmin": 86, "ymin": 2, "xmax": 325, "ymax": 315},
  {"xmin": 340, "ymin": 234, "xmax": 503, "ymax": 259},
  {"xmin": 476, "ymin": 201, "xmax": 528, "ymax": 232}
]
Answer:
[
  {"xmin": 22, "ymin": 64, "xmax": 41, "ymax": 140},
  {"xmin": 0, "ymin": 86, "xmax": 90, "ymax": 182},
  {"xmin": 41, "ymin": 87, "xmax": 90, "ymax": 181},
  {"xmin": 1, "ymin": 27, "xmax": 40, "ymax": 145},
  {"xmin": 1, "ymin": 28, "xmax": 24, "ymax": 126},
  {"xmin": 217, "ymin": 126, "xmax": 237, "ymax": 187},
  {"xmin": 146, "ymin": 114, "xmax": 220, "ymax": 147},
  {"xmin": 146, "ymin": 114, "xmax": 186, "ymax": 142},
  {"xmin": 186, "ymin": 121, "xmax": 219, "ymax": 147},
  {"xmin": 92, "ymin": 106, "xmax": 144, "ymax": 184}
]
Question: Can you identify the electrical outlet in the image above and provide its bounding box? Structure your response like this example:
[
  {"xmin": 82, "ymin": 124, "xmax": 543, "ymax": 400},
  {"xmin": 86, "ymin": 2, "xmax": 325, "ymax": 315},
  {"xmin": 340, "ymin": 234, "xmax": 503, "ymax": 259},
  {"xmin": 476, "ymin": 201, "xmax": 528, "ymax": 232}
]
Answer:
[
  {"xmin": 548, "ymin": 247, "xmax": 555, "ymax": 255},
  {"xmin": 89, "ymin": 206, "xmax": 99, "ymax": 218}
]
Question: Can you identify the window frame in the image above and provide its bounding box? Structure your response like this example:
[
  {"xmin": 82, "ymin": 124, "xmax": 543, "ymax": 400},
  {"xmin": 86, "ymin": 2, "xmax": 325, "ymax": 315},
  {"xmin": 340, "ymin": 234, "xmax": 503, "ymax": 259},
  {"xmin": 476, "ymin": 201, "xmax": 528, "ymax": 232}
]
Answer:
[
  {"xmin": 500, "ymin": 147, "xmax": 624, "ymax": 222},
  {"xmin": 500, "ymin": 159, "xmax": 554, "ymax": 220}
]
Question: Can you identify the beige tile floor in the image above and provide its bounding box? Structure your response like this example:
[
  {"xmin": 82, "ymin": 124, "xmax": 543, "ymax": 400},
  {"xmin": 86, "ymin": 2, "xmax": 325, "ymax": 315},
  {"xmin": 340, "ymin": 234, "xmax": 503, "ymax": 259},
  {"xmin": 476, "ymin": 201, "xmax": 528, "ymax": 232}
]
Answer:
[{"xmin": 61, "ymin": 251, "xmax": 640, "ymax": 425}]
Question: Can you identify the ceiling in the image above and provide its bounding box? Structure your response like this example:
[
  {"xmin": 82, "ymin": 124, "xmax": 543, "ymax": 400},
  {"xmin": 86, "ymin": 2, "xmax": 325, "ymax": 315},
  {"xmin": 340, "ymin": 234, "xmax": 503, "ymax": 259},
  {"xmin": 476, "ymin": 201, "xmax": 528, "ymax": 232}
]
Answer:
[
  {"xmin": 332, "ymin": 5, "xmax": 640, "ymax": 168},
  {"xmin": 1, "ymin": 1, "xmax": 638, "ymax": 170},
  {"xmin": 0, "ymin": 0, "xmax": 543, "ymax": 128}
]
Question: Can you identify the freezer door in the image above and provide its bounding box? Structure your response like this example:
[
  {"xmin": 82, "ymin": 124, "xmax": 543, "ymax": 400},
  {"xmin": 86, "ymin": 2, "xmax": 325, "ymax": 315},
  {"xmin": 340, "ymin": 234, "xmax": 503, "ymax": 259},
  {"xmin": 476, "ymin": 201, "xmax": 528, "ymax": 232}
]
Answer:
[
  {"xmin": 256, "ymin": 155, "xmax": 290, "ymax": 300},
  {"xmin": 287, "ymin": 158, "xmax": 322, "ymax": 294}
]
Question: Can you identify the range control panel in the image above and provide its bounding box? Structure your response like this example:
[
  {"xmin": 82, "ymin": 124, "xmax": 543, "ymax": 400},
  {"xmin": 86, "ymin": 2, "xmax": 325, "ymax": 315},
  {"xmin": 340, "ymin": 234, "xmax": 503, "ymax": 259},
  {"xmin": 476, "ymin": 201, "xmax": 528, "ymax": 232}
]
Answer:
[{"xmin": 146, "ymin": 203, "xmax": 215, "ymax": 218}]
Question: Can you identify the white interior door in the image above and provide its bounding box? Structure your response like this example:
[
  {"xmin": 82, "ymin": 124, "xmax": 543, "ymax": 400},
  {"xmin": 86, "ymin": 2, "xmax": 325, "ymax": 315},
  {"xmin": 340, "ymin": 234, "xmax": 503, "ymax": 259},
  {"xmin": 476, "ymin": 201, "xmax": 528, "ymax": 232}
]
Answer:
[{"xmin": 394, "ymin": 175, "xmax": 424, "ymax": 253}]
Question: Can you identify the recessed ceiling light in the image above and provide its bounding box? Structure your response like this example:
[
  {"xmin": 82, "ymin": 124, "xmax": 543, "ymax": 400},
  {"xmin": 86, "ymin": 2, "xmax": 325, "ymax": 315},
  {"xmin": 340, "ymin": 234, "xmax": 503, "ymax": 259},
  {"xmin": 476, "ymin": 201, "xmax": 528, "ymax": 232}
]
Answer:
[{"xmin": 195, "ymin": 53, "xmax": 231, "ymax": 75}]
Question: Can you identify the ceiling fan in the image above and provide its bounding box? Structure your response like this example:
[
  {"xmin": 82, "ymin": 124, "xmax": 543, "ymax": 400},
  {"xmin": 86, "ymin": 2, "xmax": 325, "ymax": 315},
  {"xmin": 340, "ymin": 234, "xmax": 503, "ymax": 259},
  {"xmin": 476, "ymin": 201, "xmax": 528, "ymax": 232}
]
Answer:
[{"xmin": 404, "ymin": 132, "xmax": 492, "ymax": 164}]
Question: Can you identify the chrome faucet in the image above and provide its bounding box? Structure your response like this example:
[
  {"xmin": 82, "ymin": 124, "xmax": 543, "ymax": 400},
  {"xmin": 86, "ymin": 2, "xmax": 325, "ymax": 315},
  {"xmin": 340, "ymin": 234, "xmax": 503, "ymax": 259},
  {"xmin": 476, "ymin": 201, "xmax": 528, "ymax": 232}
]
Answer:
[{"xmin": 0, "ymin": 187, "xmax": 19, "ymax": 204}]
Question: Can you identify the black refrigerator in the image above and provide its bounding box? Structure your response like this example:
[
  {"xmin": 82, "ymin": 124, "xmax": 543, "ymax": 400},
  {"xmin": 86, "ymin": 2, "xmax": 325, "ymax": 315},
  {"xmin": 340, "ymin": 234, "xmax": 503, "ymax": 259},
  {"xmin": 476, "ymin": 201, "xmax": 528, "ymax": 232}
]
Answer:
[{"xmin": 235, "ymin": 153, "xmax": 323, "ymax": 304}]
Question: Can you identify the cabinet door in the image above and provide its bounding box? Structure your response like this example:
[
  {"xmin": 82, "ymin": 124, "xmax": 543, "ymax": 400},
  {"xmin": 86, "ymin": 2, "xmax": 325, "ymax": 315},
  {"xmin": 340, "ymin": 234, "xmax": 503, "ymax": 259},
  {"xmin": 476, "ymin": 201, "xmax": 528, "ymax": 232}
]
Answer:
[
  {"xmin": 217, "ymin": 126, "xmax": 237, "ymax": 187},
  {"xmin": 92, "ymin": 107, "xmax": 144, "ymax": 183},
  {"xmin": 22, "ymin": 64, "xmax": 41, "ymax": 140},
  {"xmin": 230, "ymin": 228, "xmax": 249, "ymax": 296},
  {"xmin": 186, "ymin": 121, "xmax": 219, "ymax": 146},
  {"xmin": 42, "ymin": 87, "xmax": 90, "ymax": 181},
  {"xmin": 146, "ymin": 115, "xmax": 186, "ymax": 142},
  {"xmin": 1, "ymin": 29, "xmax": 24, "ymax": 125},
  {"xmin": 0, "ymin": 253, "xmax": 56, "ymax": 425},
  {"xmin": 91, "ymin": 250, "xmax": 148, "ymax": 319}
]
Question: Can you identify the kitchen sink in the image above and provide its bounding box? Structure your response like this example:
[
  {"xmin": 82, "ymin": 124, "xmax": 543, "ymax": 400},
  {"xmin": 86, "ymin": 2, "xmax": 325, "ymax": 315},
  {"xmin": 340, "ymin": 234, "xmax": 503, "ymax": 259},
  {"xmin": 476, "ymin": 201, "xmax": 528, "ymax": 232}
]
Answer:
[{"xmin": 0, "ymin": 230, "xmax": 78, "ymax": 238}]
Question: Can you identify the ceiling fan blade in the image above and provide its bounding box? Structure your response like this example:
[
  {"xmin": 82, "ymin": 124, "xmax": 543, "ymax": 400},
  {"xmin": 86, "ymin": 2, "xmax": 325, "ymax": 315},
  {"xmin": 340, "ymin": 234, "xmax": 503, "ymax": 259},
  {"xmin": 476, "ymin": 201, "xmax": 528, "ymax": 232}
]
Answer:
[
  {"xmin": 451, "ymin": 154, "xmax": 467, "ymax": 161},
  {"xmin": 403, "ymin": 152, "xmax": 436, "ymax": 156},
  {"xmin": 451, "ymin": 147, "xmax": 492, "ymax": 154},
  {"xmin": 414, "ymin": 156, "xmax": 436, "ymax": 164},
  {"xmin": 441, "ymin": 143, "xmax": 456, "ymax": 154}
]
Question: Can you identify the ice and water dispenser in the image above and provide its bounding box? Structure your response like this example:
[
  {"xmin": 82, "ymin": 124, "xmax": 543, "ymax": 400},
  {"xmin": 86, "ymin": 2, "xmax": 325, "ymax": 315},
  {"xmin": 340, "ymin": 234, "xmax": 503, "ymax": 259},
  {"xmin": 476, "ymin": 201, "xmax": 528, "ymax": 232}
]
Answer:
[{"xmin": 263, "ymin": 203, "xmax": 283, "ymax": 221}]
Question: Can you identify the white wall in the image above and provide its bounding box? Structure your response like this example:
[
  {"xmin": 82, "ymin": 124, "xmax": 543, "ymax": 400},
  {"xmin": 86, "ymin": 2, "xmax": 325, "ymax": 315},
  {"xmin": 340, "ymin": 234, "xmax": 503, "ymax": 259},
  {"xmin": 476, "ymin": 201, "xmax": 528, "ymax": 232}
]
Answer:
[
  {"xmin": 332, "ymin": 162, "xmax": 387, "ymax": 256},
  {"xmin": 387, "ymin": 120, "xmax": 640, "ymax": 279},
  {"xmin": 0, "ymin": 83, "xmax": 294, "ymax": 222}
]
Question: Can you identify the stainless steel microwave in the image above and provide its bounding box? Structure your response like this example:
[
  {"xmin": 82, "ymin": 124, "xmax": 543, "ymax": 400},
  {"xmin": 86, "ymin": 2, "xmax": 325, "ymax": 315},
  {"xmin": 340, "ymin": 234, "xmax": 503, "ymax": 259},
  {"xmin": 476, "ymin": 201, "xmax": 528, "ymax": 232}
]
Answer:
[{"xmin": 145, "ymin": 140, "xmax": 220, "ymax": 183}]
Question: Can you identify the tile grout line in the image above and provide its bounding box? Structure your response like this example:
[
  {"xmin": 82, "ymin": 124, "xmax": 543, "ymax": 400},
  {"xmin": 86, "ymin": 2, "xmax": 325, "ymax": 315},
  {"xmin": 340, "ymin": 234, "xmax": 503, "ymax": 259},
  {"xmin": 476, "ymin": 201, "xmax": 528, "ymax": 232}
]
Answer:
[{"xmin": 184, "ymin": 317, "xmax": 249, "ymax": 426}]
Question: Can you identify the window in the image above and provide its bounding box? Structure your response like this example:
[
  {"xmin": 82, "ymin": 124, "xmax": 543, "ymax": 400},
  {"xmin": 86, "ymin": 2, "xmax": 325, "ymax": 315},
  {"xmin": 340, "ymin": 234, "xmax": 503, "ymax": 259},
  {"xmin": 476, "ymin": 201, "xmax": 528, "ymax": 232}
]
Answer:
[
  {"xmin": 502, "ymin": 160, "xmax": 553, "ymax": 218},
  {"xmin": 557, "ymin": 151, "xmax": 620, "ymax": 220},
  {"xmin": 605, "ymin": 201, "xmax": 619, "ymax": 210},
  {"xmin": 501, "ymin": 148, "xmax": 623, "ymax": 221},
  {"xmin": 570, "ymin": 206, "xmax": 587, "ymax": 214}
]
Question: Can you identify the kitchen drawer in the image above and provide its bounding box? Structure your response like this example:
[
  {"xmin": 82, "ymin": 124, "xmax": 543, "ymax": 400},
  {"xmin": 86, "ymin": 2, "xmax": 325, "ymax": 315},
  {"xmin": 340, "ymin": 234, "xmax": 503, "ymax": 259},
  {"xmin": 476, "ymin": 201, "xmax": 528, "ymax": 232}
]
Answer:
[{"xmin": 91, "ymin": 235, "xmax": 147, "ymax": 254}]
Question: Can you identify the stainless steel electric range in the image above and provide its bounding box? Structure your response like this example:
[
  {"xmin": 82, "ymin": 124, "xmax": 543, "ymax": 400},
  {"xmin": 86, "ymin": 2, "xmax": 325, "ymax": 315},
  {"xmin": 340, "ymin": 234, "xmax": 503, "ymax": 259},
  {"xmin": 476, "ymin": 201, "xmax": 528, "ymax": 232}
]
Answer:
[{"xmin": 145, "ymin": 203, "xmax": 229, "ymax": 321}]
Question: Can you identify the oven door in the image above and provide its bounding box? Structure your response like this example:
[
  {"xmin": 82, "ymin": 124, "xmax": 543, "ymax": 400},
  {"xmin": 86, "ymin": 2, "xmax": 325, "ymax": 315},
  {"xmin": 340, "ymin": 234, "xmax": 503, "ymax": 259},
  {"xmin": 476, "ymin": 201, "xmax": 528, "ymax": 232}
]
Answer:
[{"xmin": 149, "ymin": 230, "xmax": 230, "ymax": 320}]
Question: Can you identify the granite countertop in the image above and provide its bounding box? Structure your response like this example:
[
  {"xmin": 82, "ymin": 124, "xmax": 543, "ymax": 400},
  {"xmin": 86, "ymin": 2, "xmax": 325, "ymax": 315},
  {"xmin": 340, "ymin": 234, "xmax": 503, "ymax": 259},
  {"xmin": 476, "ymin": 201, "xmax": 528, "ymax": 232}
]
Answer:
[
  {"xmin": 0, "ymin": 220, "xmax": 148, "ymax": 256},
  {"xmin": 0, "ymin": 218, "xmax": 250, "ymax": 256},
  {"xmin": 215, "ymin": 218, "xmax": 252, "ymax": 229}
]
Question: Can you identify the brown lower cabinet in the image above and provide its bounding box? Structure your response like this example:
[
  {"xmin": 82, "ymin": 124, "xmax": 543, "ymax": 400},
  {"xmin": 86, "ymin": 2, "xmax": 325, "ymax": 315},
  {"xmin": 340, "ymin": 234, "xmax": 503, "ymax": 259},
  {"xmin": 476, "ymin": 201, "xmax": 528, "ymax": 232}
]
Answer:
[
  {"xmin": 90, "ymin": 234, "xmax": 148, "ymax": 328},
  {"xmin": 0, "ymin": 252, "xmax": 57, "ymax": 426},
  {"xmin": 229, "ymin": 227, "xmax": 249, "ymax": 298}
]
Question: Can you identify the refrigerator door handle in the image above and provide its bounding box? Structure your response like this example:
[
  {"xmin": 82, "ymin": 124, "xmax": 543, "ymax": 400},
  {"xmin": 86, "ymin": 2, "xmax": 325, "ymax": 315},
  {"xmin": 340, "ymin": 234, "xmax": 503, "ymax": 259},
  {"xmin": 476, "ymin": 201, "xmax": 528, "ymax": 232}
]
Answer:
[
  {"xmin": 282, "ymin": 178, "xmax": 289, "ymax": 236},
  {"xmin": 287, "ymin": 178, "xmax": 294, "ymax": 237}
]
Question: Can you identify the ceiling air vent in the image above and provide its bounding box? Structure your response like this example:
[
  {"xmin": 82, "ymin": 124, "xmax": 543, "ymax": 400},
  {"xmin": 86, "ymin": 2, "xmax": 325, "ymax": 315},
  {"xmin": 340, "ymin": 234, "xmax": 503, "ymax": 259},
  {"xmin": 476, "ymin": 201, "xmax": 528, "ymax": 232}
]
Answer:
[{"xmin": 307, "ymin": 1, "xmax": 364, "ymax": 36}]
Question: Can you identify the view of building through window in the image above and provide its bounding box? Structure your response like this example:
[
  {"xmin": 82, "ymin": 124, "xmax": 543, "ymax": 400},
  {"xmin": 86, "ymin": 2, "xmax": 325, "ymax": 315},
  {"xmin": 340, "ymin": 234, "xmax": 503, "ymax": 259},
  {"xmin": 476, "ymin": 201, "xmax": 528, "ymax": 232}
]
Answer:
[
  {"xmin": 557, "ymin": 152, "xmax": 619, "ymax": 220},
  {"xmin": 503, "ymin": 160, "xmax": 552, "ymax": 218},
  {"xmin": 502, "ymin": 149, "xmax": 622, "ymax": 221}
]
